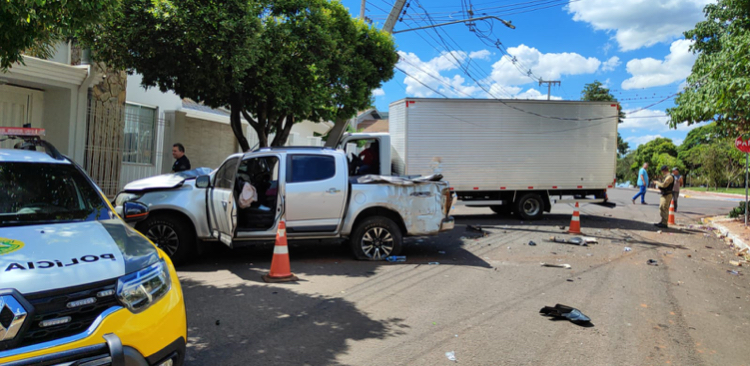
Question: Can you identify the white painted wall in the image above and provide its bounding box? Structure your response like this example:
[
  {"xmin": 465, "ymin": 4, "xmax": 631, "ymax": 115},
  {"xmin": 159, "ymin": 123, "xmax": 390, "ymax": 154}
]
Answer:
[{"xmin": 126, "ymin": 74, "xmax": 183, "ymax": 115}]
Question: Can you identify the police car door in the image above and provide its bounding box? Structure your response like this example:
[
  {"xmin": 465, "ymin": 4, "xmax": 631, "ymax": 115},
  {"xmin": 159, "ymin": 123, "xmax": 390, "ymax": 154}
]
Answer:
[{"xmin": 209, "ymin": 157, "xmax": 241, "ymax": 246}]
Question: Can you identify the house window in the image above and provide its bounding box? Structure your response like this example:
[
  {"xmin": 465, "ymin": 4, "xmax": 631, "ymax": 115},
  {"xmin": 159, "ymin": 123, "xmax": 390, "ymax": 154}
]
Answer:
[{"xmin": 123, "ymin": 103, "xmax": 156, "ymax": 164}]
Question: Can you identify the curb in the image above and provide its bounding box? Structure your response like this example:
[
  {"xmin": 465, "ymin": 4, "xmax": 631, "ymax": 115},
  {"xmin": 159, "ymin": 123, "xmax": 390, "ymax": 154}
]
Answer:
[{"xmin": 703, "ymin": 216, "xmax": 750, "ymax": 252}]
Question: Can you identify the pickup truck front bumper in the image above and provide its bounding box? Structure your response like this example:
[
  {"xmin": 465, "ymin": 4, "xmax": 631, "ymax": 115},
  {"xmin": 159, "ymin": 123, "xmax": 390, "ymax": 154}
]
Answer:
[{"xmin": 440, "ymin": 217, "xmax": 455, "ymax": 231}]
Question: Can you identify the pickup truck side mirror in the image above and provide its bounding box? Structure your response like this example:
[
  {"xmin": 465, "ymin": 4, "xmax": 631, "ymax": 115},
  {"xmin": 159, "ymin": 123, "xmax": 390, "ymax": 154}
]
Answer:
[
  {"xmin": 123, "ymin": 201, "xmax": 149, "ymax": 223},
  {"xmin": 196, "ymin": 175, "xmax": 211, "ymax": 188}
]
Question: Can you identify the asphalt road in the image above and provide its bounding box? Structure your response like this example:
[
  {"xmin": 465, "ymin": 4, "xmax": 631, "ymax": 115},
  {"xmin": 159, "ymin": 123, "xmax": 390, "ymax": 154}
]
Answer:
[{"xmin": 177, "ymin": 188, "xmax": 750, "ymax": 366}]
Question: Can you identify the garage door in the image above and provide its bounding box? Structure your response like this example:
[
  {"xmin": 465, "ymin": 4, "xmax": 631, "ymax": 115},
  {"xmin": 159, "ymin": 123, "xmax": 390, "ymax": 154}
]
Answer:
[{"xmin": 0, "ymin": 85, "xmax": 42, "ymax": 149}]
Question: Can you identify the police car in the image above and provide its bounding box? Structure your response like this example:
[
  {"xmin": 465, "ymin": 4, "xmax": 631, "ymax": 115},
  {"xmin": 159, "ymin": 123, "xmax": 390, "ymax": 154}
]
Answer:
[{"xmin": 0, "ymin": 128, "xmax": 187, "ymax": 366}]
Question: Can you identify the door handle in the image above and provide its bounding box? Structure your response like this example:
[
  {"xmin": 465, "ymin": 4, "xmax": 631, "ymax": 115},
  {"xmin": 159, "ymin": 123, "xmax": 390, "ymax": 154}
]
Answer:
[
  {"xmin": 222, "ymin": 200, "xmax": 228, "ymax": 209},
  {"xmin": 327, "ymin": 188, "xmax": 341, "ymax": 194}
]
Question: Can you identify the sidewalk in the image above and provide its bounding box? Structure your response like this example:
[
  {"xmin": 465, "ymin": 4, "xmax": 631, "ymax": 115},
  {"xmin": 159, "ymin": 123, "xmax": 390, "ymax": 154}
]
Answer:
[
  {"xmin": 702, "ymin": 216, "xmax": 750, "ymax": 260},
  {"xmin": 646, "ymin": 188, "xmax": 746, "ymax": 202}
]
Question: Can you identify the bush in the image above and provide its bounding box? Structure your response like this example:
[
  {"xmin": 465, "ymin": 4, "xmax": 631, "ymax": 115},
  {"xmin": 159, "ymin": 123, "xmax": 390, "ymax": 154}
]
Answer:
[{"xmin": 729, "ymin": 201, "xmax": 747, "ymax": 218}]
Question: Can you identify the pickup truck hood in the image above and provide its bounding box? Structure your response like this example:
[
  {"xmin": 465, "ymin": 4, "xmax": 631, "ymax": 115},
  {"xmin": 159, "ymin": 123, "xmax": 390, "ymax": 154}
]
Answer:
[
  {"xmin": 123, "ymin": 167, "xmax": 212, "ymax": 191},
  {"xmin": 0, "ymin": 220, "xmax": 159, "ymax": 294}
]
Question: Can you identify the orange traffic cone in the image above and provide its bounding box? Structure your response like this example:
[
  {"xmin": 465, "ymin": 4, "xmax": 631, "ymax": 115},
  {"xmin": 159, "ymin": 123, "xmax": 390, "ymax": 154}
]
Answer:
[
  {"xmin": 262, "ymin": 219, "xmax": 298, "ymax": 283},
  {"xmin": 568, "ymin": 202, "xmax": 582, "ymax": 234},
  {"xmin": 668, "ymin": 199, "xmax": 676, "ymax": 225}
]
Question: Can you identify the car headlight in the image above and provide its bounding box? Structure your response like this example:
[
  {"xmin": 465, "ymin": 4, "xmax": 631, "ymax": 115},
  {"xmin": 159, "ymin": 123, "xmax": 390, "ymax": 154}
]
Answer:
[
  {"xmin": 115, "ymin": 192, "xmax": 143, "ymax": 207},
  {"xmin": 117, "ymin": 260, "xmax": 171, "ymax": 313}
]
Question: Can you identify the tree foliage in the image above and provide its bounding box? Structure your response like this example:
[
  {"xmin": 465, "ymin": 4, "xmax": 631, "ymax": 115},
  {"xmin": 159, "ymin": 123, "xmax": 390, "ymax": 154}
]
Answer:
[
  {"xmin": 616, "ymin": 152, "xmax": 636, "ymax": 184},
  {"xmin": 93, "ymin": 0, "xmax": 397, "ymax": 150},
  {"xmin": 0, "ymin": 0, "xmax": 116, "ymax": 70},
  {"xmin": 580, "ymin": 81, "xmax": 628, "ymax": 156},
  {"xmin": 630, "ymin": 138, "xmax": 678, "ymax": 178},
  {"xmin": 667, "ymin": 0, "xmax": 750, "ymax": 133}
]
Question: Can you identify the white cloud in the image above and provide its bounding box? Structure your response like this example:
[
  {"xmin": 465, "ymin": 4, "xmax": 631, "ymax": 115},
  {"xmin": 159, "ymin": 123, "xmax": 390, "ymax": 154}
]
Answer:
[
  {"xmin": 626, "ymin": 134, "xmax": 664, "ymax": 147},
  {"xmin": 469, "ymin": 50, "xmax": 491, "ymax": 60},
  {"xmin": 621, "ymin": 109, "xmax": 671, "ymax": 131},
  {"xmin": 621, "ymin": 40, "xmax": 697, "ymax": 90},
  {"xmin": 601, "ymin": 56, "xmax": 621, "ymax": 72},
  {"xmin": 396, "ymin": 49, "xmax": 566, "ymax": 100},
  {"xmin": 372, "ymin": 88, "xmax": 385, "ymax": 97},
  {"xmin": 673, "ymin": 138, "xmax": 684, "ymax": 146},
  {"xmin": 567, "ymin": 0, "xmax": 712, "ymax": 51},
  {"xmin": 488, "ymin": 45, "xmax": 601, "ymax": 87}
]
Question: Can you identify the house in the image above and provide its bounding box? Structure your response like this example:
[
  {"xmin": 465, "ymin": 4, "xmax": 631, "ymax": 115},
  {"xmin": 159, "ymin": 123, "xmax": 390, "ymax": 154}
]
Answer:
[
  {"xmin": 353, "ymin": 108, "xmax": 389, "ymax": 133},
  {"xmin": 0, "ymin": 42, "xmax": 335, "ymax": 196}
]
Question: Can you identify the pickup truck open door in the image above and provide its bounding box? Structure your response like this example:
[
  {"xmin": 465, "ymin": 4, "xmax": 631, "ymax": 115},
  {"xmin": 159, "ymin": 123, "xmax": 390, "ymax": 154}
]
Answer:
[{"xmin": 208, "ymin": 157, "xmax": 241, "ymax": 246}]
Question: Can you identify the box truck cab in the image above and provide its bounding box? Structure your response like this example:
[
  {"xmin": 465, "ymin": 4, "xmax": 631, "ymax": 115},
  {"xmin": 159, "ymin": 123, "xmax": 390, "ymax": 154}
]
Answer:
[{"xmin": 340, "ymin": 98, "xmax": 618, "ymax": 220}]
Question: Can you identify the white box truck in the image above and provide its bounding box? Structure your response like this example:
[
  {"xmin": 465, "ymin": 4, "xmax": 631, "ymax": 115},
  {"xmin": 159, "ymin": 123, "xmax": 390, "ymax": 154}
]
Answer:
[{"xmin": 340, "ymin": 98, "xmax": 618, "ymax": 220}]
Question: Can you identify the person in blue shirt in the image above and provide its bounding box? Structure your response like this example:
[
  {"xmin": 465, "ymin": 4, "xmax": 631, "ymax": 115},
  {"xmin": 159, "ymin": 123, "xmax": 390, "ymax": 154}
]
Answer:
[{"xmin": 632, "ymin": 163, "xmax": 649, "ymax": 204}]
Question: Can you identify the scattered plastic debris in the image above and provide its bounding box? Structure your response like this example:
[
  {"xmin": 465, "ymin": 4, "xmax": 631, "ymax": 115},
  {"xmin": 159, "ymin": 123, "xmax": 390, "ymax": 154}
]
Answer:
[
  {"xmin": 647, "ymin": 259, "xmax": 658, "ymax": 266},
  {"xmin": 657, "ymin": 230, "xmax": 663, "ymax": 234},
  {"xmin": 540, "ymin": 304, "xmax": 592, "ymax": 326},
  {"xmin": 428, "ymin": 262, "xmax": 440, "ymax": 265},
  {"xmin": 566, "ymin": 279, "xmax": 574, "ymax": 282},
  {"xmin": 438, "ymin": 251, "xmax": 446, "ymax": 254},
  {"xmin": 215, "ymin": 320, "xmax": 220, "ymax": 326},
  {"xmin": 386, "ymin": 256, "xmax": 406, "ymax": 263},
  {"xmin": 528, "ymin": 241, "xmax": 537, "ymax": 246},
  {"xmin": 728, "ymin": 270, "xmax": 741, "ymax": 275},
  {"xmin": 445, "ymin": 351, "xmax": 457, "ymax": 362},
  {"xmin": 624, "ymin": 247, "xmax": 632, "ymax": 252},
  {"xmin": 548, "ymin": 236, "xmax": 587, "ymax": 246},
  {"xmin": 541, "ymin": 263, "xmax": 571, "ymax": 269},
  {"xmin": 730, "ymin": 260, "xmax": 742, "ymax": 267}
]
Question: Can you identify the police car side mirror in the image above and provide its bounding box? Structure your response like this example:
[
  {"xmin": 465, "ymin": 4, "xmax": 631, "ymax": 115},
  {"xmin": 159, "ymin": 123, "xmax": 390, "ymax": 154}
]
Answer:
[
  {"xmin": 123, "ymin": 201, "xmax": 149, "ymax": 223},
  {"xmin": 196, "ymin": 175, "xmax": 211, "ymax": 189}
]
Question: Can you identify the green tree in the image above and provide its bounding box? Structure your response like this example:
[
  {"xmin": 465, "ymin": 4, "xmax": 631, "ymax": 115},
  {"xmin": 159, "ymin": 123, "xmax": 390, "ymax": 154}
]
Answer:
[
  {"xmin": 630, "ymin": 137, "xmax": 679, "ymax": 178},
  {"xmin": 580, "ymin": 81, "xmax": 629, "ymax": 156},
  {"xmin": 667, "ymin": 0, "xmax": 750, "ymax": 133},
  {"xmin": 94, "ymin": 0, "xmax": 397, "ymax": 151},
  {"xmin": 0, "ymin": 0, "xmax": 116, "ymax": 70},
  {"xmin": 616, "ymin": 152, "xmax": 637, "ymax": 184}
]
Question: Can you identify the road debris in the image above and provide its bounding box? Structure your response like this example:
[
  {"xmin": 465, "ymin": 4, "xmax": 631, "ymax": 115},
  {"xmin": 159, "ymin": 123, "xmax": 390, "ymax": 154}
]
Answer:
[
  {"xmin": 647, "ymin": 259, "xmax": 658, "ymax": 266},
  {"xmin": 729, "ymin": 260, "xmax": 742, "ymax": 267},
  {"xmin": 541, "ymin": 263, "xmax": 571, "ymax": 269},
  {"xmin": 428, "ymin": 262, "xmax": 440, "ymax": 265},
  {"xmin": 445, "ymin": 351, "xmax": 457, "ymax": 362},
  {"xmin": 528, "ymin": 241, "xmax": 537, "ymax": 246},
  {"xmin": 547, "ymin": 236, "xmax": 588, "ymax": 246},
  {"xmin": 386, "ymin": 256, "xmax": 407, "ymax": 263},
  {"xmin": 540, "ymin": 304, "xmax": 592, "ymax": 326},
  {"xmin": 438, "ymin": 251, "xmax": 446, "ymax": 254},
  {"xmin": 465, "ymin": 225, "xmax": 490, "ymax": 238},
  {"xmin": 624, "ymin": 247, "xmax": 632, "ymax": 252},
  {"xmin": 728, "ymin": 270, "xmax": 741, "ymax": 275}
]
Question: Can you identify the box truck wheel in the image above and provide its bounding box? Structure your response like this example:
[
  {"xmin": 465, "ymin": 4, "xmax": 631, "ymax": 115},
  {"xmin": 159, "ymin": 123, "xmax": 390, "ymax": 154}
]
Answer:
[
  {"xmin": 516, "ymin": 193, "xmax": 544, "ymax": 220},
  {"xmin": 351, "ymin": 216, "xmax": 403, "ymax": 261}
]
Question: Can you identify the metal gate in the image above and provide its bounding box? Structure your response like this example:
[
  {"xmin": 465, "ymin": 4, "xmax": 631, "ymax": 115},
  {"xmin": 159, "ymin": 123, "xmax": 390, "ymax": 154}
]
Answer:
[{"xmin": 83, "ymin": 94, "xmax": 125, "ymax": 198}]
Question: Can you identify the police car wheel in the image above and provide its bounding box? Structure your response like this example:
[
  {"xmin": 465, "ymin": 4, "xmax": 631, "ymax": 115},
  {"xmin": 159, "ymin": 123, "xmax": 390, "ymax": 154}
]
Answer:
[{"xmin": 138, "ymin": 215, "xmax": 194, "ymax": 265}]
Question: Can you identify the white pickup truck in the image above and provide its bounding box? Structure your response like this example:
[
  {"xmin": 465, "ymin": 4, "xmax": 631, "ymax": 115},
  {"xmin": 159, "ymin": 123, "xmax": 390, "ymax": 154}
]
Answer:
[{"xmin": 115, "ymin": 147, "xmax": 454, "ymax": 264}]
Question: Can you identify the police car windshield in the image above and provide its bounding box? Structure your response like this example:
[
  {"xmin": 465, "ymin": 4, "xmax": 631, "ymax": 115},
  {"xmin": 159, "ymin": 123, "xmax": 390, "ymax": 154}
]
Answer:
[{"xmin": 0, "ymin": 163, "xmax": 111, "ymax": 226}]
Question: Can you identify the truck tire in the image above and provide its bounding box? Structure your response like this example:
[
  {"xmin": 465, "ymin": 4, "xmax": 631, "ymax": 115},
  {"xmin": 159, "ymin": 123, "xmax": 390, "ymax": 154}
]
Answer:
[
  {"xmin": 350, "ymin": 216, "xmax": 403, "ymax": 261},
  {"xmin": 515, "ymin": 193, "xmax": 544, "ymax": 221},
  {"xmin": 137, "ymin": 214, "xmax": 195, "ymax": 266},
  {"xmin": 490, "ymin": 205, "xmax": 512, "ymax": 216}
]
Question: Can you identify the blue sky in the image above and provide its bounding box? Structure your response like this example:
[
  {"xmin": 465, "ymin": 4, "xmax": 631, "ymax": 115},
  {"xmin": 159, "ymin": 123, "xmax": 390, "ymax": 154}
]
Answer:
[{"xmin": 338, "ymin": 0, "xmax": 713, "ymax": 151}]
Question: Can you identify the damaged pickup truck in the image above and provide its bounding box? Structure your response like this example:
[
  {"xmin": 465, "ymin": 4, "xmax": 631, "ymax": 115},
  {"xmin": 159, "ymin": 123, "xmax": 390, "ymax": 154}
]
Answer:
[{"xmin": 115, "ymin": 147, "xmax": 454, "ymax": 264}]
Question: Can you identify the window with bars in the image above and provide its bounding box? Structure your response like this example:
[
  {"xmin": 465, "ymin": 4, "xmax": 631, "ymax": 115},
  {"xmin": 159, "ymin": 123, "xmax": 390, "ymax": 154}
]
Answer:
[{"xmin": 123, "ymin": 103, "xmax": 156, "ymax": 164}]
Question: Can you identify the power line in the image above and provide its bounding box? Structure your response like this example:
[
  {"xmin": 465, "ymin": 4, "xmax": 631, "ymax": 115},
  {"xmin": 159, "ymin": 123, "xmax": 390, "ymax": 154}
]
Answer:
[{"xmin": 394, "ymin": 66, "xmax": 450, "ymax": 98}]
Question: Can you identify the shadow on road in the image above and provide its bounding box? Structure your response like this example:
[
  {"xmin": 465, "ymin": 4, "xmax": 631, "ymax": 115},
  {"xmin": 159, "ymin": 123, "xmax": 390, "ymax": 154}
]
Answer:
[
  {"xmin": 181, "ymin": 278, "xmax": 406, "ymax": 365},
  {"xmin": 183, "ymin": 232, "xmax": 492, "ymax": 282}
]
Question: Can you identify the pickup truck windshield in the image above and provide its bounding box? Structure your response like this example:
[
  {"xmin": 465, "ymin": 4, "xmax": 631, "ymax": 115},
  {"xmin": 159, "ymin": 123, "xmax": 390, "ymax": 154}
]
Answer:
[{"xmin": 0, "ymin": 163, "xmax": 111, "ymax": 226}]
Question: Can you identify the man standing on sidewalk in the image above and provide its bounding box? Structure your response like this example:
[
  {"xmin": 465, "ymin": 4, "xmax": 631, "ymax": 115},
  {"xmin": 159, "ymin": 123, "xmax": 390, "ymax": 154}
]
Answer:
[
  {"xmin": 672, "ymin": 167, "xmax": 683, "ymax": 212},
  {"xmin": 632, "ymin": 163, "xmax": 649, "ymax": 205},
  {"xmin": 654, "ymin": 165, "xmax": 675, "ymax": 228}
]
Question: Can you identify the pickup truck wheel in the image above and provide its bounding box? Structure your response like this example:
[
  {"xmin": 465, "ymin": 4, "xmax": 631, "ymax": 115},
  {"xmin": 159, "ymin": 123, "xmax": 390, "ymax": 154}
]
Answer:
[
  {"xmin": 515, "ymin": 193, "xmax": 544, "ymax": 221},
  {"xmin": 351, "ymin": 217, "xmax": 403, "ymax": 261},
  {"xmin": 137, "ymin": 215, "xmax": 195, "ymax": 266}
]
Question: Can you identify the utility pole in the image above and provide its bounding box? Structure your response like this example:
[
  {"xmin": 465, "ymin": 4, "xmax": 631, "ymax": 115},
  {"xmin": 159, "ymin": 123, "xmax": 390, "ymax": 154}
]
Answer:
[
  {"xmin": 538, "ymin": 79, "xmax": 561, "ymax": 100},
  {"xmin": 360, "ymin": 0, "xmax": 366, "ymax": 19},
  {"xmin": 383, "ymin": 0, "xmax": 407, "ymax": 33}
]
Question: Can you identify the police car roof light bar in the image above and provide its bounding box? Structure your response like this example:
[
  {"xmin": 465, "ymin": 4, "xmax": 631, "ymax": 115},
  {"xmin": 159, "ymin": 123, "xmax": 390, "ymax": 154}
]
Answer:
[{"xmin": 0, "ymin": 127, "xmax": 65, "ymax": 160}]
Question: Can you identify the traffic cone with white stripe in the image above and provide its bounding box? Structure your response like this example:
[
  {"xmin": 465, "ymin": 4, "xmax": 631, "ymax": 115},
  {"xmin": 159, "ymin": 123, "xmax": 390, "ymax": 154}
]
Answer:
[
  {"xmin": 262, "ymin": 219, "xmax": 298, "ymax": 283},
  {"xmin": 568, "ymin": 202, "xmax": 582, "ymax": 234},
  {"xmin": 668, "ymin": 199, "xmax": 676, "ymax": 225}
]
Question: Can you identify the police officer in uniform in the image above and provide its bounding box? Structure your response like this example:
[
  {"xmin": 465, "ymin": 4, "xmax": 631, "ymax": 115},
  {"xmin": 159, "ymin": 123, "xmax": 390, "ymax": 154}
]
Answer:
[{"xmin": 653, "ymin": 165, "xmax": 675, "ymax": 228}]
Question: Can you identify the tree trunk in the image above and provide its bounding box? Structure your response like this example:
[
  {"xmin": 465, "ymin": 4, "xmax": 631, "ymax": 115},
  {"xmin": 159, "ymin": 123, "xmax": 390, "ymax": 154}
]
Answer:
[
  {"xmin": 229, "ymin": 92, "xmax": 250, "ymax": 152},
  {"xmin": 271, "ymin": 114, "xmax": 294, "ymax": 146},
  {"xmin": 241, "ymin": 110, "xmax": 267, "ymax": 148}
]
